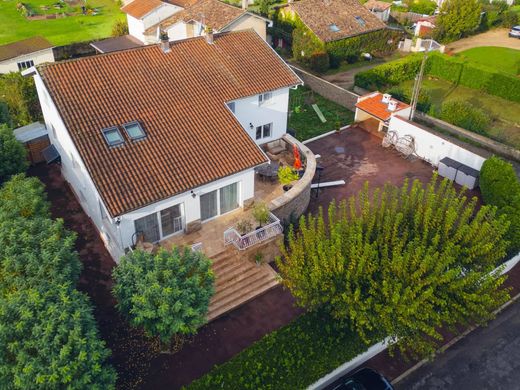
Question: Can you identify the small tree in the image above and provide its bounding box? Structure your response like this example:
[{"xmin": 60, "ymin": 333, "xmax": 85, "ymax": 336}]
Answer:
[
  {"xmin": 278, "ymin": 175, "xmax": 510, "ymax": 357},
  {"xmin": 0, "ymin": 174, "xmax": 50, "ymax": 219},
  {"xmin": 434, "ymin": 0, "xmax": 482, "ymax": 42},
  {"xmin": 111, "ymin": 19, "xmax": 129, "ymax": 37},
  {"xmin": 0, "ymin": 124, "xmax": 28, "ymax": 183},
  {"xmin": 0, "ymin": 72, "xmax": 41, "ymax": 127},
  {"xmin": 253, "ymin": 202, "xmax": 270, "ymax": 227},
  {"xmin": 112, "ymin": 247, "xmax": 215, "ymax": 350},
  {"xmin": 0, "ymin": 285, "xmax": 116, "ymax": 389}
]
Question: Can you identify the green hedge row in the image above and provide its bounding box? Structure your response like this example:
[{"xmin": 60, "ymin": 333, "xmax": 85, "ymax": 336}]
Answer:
[
  {"xmin": 187, "ymin": 310, "xmax": 372, "ymax": 390},
  {"xmin": 479, "ymin": 157, "xmax": 520, "ymax": 255},
  {"xmin": 355, "ymin": 52, "xmax": 520, "ymax": 103}
]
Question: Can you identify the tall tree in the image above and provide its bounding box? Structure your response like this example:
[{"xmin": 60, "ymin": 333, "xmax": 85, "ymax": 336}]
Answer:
[
  {"xmin": 0, "ymin": 124, "xmax": 28, "ymax": 183},
  {"xmin": 434, "ymin": 0, "xmax": 482, "ymax": 42},
  {"xmin": 0, "ymin": 285, "xmax": 116, "ymax": 389},
  {"xmin": 277, "ymin": 175, "xmax": 510, "ymax": 357},
  {"xmin": 0, "ymin": 174, "xmax": 50, "ymax": 219},
  {"xmin": 112, "ymin": 247, "xmax": 215, "ymax": 350}
]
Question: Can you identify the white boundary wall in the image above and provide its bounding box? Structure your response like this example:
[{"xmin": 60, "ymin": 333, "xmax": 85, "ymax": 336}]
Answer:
[{"xmin": 389, "ymin": 115, "xmax": 486, "ymax": 170}]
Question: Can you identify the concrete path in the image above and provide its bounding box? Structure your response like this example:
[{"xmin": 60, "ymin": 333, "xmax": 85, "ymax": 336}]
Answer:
[
  {"xmin": 446, "ymin": 28, "xmax": 520, "ymax": 53},
  {"xmin": 397, "ymin": 300, "xmax": 520, "ymax": 390}
]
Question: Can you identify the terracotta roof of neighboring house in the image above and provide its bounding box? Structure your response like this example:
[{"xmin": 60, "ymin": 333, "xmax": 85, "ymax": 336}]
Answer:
[
  {"xmin": 90, "ymin": 35, "xmax": 143, "ymax": 53},
  {"xmin": 169, "ymin": 0, "xmax": 198, "ymax": 7},
  {"xmin": 417, "ymin": 24, "xmax": 434, "ymax": 37},
  {"xmin": 121, "ymin": 0, "xmax": 164, "ymax": 19},
  {"xmin": 289, "ymin": 0, "xmax": 386, "ymax": 43},
  {"xmin": 355, "ymin": 92, "xmax": 409, "ymax": 121},
  {"xmin": 146, "ymin": 0, "xmax": 246, "ymax": 34},
  {"xmin": 0, "ymin": 36, "xmax": 53, "ymax": 62},
  {"xmin": 38, "ymin": 31, "xmax": 301, "ymax": 217},
  {"xmin": 364, "ymin": 0, "xmax": 391, "ymax": 12}
]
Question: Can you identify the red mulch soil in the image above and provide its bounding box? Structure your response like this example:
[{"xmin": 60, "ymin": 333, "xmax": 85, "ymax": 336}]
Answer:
[{"xmin": 29, "ymin": 164, "xmax": 303, "ymax": 390}]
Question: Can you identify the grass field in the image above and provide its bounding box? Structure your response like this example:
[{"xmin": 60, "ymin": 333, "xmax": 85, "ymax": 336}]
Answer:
[
  {"xmin": 288, "ymin": 86, "xmax": 354, "ymax": 141},
  {"xmin": 399, "ymin": 78, "xmax": 520, "ymax": 149},
  {"xmin": 456, "ymin": 46, "xmax": 520, "ymax": 75},
  {"xmin": 0, "ymin": 0, "xmax": 124, "ymax": 46}
]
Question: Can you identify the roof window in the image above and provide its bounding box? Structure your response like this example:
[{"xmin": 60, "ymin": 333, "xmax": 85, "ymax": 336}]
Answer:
[
  {"xmin": 123, "ymin": 121, "xmax": 146, "ymax": 140},
  {"xmin": 329, "ymin": 24, "xmax": 340, "ymax": 32},
  {"xmin": 355, "ymin": 16, "xmax": 366, "ymax": 27},
  {"xmin": 102, "ymin": 127, "xmax": 124, "ymax": 146}
]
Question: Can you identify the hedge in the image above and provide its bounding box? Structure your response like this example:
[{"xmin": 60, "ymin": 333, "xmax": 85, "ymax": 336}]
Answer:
[
  {"xmin": 479, "ymin": 157, "xmax": 520, "ymax": 255},
  {"xmin": 439, "ymin": 100, "xmax": 490, "ymax": 135},
  {"xmin": 355, "ymin": 52, "xmax": 520, "ymax": 103}
]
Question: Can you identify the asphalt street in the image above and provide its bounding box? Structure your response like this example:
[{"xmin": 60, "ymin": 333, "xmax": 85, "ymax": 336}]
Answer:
[{"xmin": 397, "ymin": 300, "xmax": 520, "ymax": 390}]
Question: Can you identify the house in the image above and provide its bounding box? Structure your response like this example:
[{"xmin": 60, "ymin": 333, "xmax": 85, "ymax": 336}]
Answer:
[
  {"xmin": 121, "ymin": 0, "xmax": 270, "ymax": 44},
  {"xmin": 31, "ymin": 30, "xmax": 302, "ymax": 261},
  {"xmin": 354, "ymin": 92, "xmax": 411, "ymax": 136},
  {"xmin": 414, "ymin": 16, "xmax": 436, "ymax": 38},
  {"xmin": 90, "ymin": 35, "xmax": 143, "ymax": 54},
  {"xmin": 364, "ymin": 0, "xmax": 391, "ymax": 23},
  {"xmin": 0, "ymin": 36, "xmax": 54, "ymax": 74}
]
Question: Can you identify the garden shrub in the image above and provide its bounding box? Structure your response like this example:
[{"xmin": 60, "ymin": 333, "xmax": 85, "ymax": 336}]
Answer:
[
  {"xmin": 0, "ymin": 174, "xmax": 50, "ymax": 219},
  {"xmin": 439, "ymin": 100, "xmax": 490, "ymax": 134},
  {"xmin": 187, "ymin": 310, "xmax": 372, "ymax": 390},
  {"xmin": 309, "ymin": 51, "xmax": 330, "ymax": 73},
  {"xmin": 292, "ymin": 27, "xmax": 326, "ymax": 68},
  {"xmin": 0, "ymin": 124, "xmax": 28, "ymax": 183},
  {"xmin": 354, "ymin": 54, "xmax": 423, "ymax": 90},
  {"xmin": 480, "ymin": 156, "xmax": 520, "ymax": 254}
]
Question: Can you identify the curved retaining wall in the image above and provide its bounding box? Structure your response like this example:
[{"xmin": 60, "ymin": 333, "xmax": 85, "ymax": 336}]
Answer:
[{"xmin": 269, "ymin": 134, "xmax": 316, "ymax": 224}]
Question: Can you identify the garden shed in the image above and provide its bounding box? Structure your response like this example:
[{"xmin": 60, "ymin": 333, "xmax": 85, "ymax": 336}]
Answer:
[{"xmin": 13, "ymin": 122, "xmax": 49, "ymax": 164}]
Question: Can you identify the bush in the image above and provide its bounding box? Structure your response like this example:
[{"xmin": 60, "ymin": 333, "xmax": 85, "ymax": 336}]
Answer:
[
  {"xmin": 112, "ymin": 247, "xmax": 215, "ymax": 346},
  {"xmin": 278, "ymin": 165, "xmax": 299, "ymax": 185},
  {"xmin": 0, "ymin": 174, "xmax": 50, "ymax": 219},
  {"xmin": 406, "ymin": 0, "xmax": 437, "ymax": 15},
  {"xmin": 111, "ymin": 19, "xmax": 128, "ymax": 37},
  {"xmin": 0, "ymin": 73, "xmax": 41, "ymax": 127},
  {"xmin": 292, "ymin": 27, "xmax": 326, "ymax": 67},
  {"xmin": 439, "ymin": 100, "xmax": 490, "ymax": 134},
  {"xmin": 0, "ymin": 285, "xmax": 116, "ymax": 389},
  {"xmin": 354, "ymin": 54, "xmax": 423, "ymax": 90},
  {"xmin": 480, "ymin": 156, "xmax": 520, "ymax": 254},
  {"xmin": 0, "ymin": 124, "xmax": 28, "ymax": 183},
  {"xmin": 187, "ymin": 310, "xmax": 372, "ymax": 390},
  {"xmin": 309, "ymin": 51, "xmax": 330, "ymax": 72}
]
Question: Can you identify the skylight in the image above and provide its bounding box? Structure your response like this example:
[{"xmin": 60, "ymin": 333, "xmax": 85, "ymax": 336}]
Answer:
[
  {"xmin": 102, "ymin": 127, "xmax": 124, "ymax": 146},
  {"xmin": 329, "ymin": 23, "xmax": 340, "ymax": 32},
  {"xmin": 355, "ymin": 16, "xmax": 366, "ymax": 27},
  {"xmin": 123, "ymin": 121, "xmax": 146, "ymax": 140}
]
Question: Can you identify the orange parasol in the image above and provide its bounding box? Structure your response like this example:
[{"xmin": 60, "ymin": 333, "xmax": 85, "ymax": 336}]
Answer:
[{"xmin": 293, "ymin": 144, "xmax": 302, "ymax": 170}]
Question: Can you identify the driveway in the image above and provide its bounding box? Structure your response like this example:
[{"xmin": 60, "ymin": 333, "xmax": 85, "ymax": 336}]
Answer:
[
  {"xmin": 446, "ymin": 28, "xmax": 520, "ymax": 53},
  {"xmin": 397, "ymin": 299, "xmax": 520, "ymax": 390}
]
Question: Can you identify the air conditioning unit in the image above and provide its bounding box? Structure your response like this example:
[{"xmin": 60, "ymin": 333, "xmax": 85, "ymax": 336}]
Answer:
[
  {"xmin": 382, "ymin": 93, "xmax": 392, "ymax": 104},
  {"xmin": 388, "ymin": 100, "xmax": 398, "ymax": 111}
]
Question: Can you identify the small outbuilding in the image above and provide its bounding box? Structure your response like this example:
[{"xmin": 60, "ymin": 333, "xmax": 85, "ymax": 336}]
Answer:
[
  {"xmin": 0, "ymin": 37, "xmax": 54, "ymax": 74},
  {"xmin": 364, "ymin": 0, "xmax": 392, "ymax": 23},
  {"xmin": 13, "ymin": 122, "xmax": 50, "ymax": 164}
]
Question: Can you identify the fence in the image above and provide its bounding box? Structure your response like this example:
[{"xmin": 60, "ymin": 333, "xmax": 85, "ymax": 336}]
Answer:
[{"xmin": 223, "ymin": 212, "xmax": 283, "ymax": 251}]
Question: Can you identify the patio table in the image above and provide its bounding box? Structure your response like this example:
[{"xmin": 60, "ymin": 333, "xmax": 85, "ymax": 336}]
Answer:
[{"xmin": 256, "ymin": 162, "xmax": 279, "ymax": 181}]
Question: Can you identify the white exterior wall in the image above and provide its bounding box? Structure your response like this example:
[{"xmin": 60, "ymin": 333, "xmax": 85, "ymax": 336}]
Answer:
[
  {"xmin": 128, "ymin": 4, "xmax": 181, "ymax": 43},
  {"xmin": 225, "ymin": 14, "xmax": 267, "ymax": 40},
  {"xmin": 0, "ymin": 48, "xmax": 54, "ymax": 74},
  {"xmin": 118, "ymin": 168, "xmax": 255, "ymax": 250},
  {"xmin": 230, "ymin": 87, "xmax": 290, "ymax": 145},
  {"xmin": 128, "ymin": 15, "xmax": 146, "ymax": 43},
  {"xmin": 389, "ymin": 115, "xmax": 486, "ymax": 169},
  {"xmin": 166, "ymin": 22, "xmax": 188, "ymax": 41}
]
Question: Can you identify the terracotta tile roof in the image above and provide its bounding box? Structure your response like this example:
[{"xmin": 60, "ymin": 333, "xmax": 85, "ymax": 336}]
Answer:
[
  {"xmin": 364, "ymin": 0, "xmax": 391, "ymax": 12},
  {"xmin": 38, "ymin": 31, "xmax": 301, "ymax": 217},
  {"xmin": 169, "ymin": 0, "xmax": 198, "ymax": 7},
  {"xmin": 146, "ymin": 0, "xmax": 246, "ymax": 34},
  {"xmin": 355, "ymin": 92, "xmax": 409, "ymax": 121},
  {"xmin": 0, "ymin": 36, "xmax": 53, "ymax": 62},
  {"xmin": 289, "ymin": 0, "xmax": 386, "ymax": 43},
  {"xmin": 121, "ymin": 0, "xmax": 164, "ymax": 19},
  {"xmin": 90, "ymin": 35, "xmax": 143, "ymax": 53}
]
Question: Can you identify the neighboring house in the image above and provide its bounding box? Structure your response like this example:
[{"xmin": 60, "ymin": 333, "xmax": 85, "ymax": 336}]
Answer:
[
  {"xmin": 364, "ymin": 0, "xmax": 391, "ymax": 23},
  {"xmin": 121, "ymin": 0, "xmax": 270, "ymax": 44},
  {"xmin": 31, "ymin": 30, "xmax": 301, "ymax": 260},
  {"xmin": 0, "ymin": 36, "xmax": 54, "ymax": 74},
  {"xmin": 414, "ymin": 16, "xmax": 436, "ymax": 37},
  {"xmin": 90, "ymin": 35, "xmax": 143, "ymax": 54}
]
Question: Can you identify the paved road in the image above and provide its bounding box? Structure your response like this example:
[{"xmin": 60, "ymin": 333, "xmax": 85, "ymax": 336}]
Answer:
[
  {"xmin": 397, "ymin": 300, "xmax": 520, "ymax": 390},
  {"xmin": 446, "ymin": 28, "xmax": 520, "ymax": 53}
]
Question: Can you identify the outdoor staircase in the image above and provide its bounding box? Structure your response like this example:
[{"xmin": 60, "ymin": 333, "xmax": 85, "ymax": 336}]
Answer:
[{"xmin": 207, "ymin": 247, "xmax": 280, "ymax": 321}]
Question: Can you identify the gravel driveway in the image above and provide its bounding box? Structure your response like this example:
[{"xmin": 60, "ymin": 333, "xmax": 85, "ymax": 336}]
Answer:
[{"xmin": 446, "ymin": 28, "xmax": 520, "ymax": 53}]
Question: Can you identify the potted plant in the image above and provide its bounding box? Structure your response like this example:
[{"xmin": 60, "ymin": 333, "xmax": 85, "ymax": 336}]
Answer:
[
  {"xmin": 159, "ymin": 31, "xmax": 169, "ymax": 41},
  {"xmin": 252, "ymin": 202, "xmax": 270, "ymax": 229},
  {"xmin": 236, "ymin": 219, "xmax": 253, "ymax": 236},
  {"xmin": 278, "ymin": 165, "xmax": 299, "ymax": 192},
  {"xmin": 254, "ymin": 252, "xmax": 264, "ymax": 266}
]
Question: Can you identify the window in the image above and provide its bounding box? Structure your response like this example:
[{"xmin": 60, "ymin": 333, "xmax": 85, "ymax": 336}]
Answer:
[
  {"xmin": 258, "ymin": 92, "xmax": 272, "ymax": 106},
  {"xmin": 227, "ymin": 102, "xmax": 235, "ymax": 113},
  {"xmin": 102, "ymin": 127, "xmax": 124, "ymax": 146},
  {"xmin": 200, "ymin": 183, "xmax": 239, "ymax": 221},
  {"xmin": 17, "ymin": 60, "xmax": 34, "ymax": 71},
  {"xmin": 160, "ymin": 204, "xmax": 183, "ymax": 237},
  {"xmin": 134, "ymin": 213, "xmax": 160, "ymax": 243},
  {"xmin": 256, "ymin": 123, "xmax": 273, "ymax": 140},
  {"xmin": 329, "ymin": 24, "xmax": 340, "ymax": 32},
  {"xmin": 354, "ymin": 16, "xmax": 366, "ymax": 27},
  {"xmin": 122, "ymin": 121, "xmax": 146, "ymax": 140}
]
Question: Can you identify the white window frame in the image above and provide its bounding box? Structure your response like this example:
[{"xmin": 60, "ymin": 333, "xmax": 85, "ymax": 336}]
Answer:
[
  {"xmin": 17, "ymin": 60, "xmax": 34, "ymax": 71},
  {"xmin": 255, "ymin": 122, "xmax": 273, "ymax": 140},
  {"xmin": 258, "ymin": 92, "xmax": 272, "ymax": 106},
  {"xmin": 200, "ymin": 182, "xmax": 241, "ymax": 223}
]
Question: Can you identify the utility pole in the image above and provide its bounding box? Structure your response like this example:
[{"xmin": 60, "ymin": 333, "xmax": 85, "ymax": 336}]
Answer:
[{"xmin": 409, "ymin": 50, "xmax": 428, "ymax": 121}]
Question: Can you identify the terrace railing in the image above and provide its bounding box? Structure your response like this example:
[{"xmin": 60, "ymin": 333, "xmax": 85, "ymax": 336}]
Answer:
[{"xmin": 223, "ymin": 212, "xmax": 283, "ymax": 251}]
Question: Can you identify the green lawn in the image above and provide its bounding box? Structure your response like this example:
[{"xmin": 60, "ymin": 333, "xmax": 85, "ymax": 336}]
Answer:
[
  {"xmin": 456, "ymin": 46, "xmax": 520, "ymax": 76},
  {"xmin": 399, "ymin": 78, "xmax": 520, "ymax": 149},
  {"xmin": 288, "ymin": 86, "xmax": 354, "ymax": 141},
  {"xmin": 0, "ymin": 0, "xmax": 124, "ymax": 46}
]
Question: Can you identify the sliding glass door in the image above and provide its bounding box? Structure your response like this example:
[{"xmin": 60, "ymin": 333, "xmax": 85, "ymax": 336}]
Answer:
[
  {"xmin": 134, "ymin": 203, "xmax": 184, "ymax": 243},
  {"xmin": 160, "ymin": 204, "xmax": 183, "ymax": 237},
  {"xmin": 134, "ymin": 213, "xmax": 160, "ymax": 243},
  {"xmin": 200, "ymin": 182, "xmax": 239, "ymax": 222}
]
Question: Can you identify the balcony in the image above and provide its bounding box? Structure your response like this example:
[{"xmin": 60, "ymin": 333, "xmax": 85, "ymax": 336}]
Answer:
[{"xmin": 223, "ymin": 212, "xmax": 283, "ymax": 251}]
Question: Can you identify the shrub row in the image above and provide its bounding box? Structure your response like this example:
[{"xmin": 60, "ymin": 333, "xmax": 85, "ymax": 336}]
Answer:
[
  {"xmin": 187, "ymin": 310, "xmax": 371, "ymax": 390},
  {"xmin": 0, "ymin": 175, "xmax": 117, "ymax": 389},
  {"xmin": 438, "ymin": 100, "xmax": 490, "ymax": 135},
  {"xmin": 355, "ymin": 52, "xmax": 520, "ymax": 103},
  {"xmin": 479, "ymin": 157, "xmax": 520, "ymax": 255}
]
